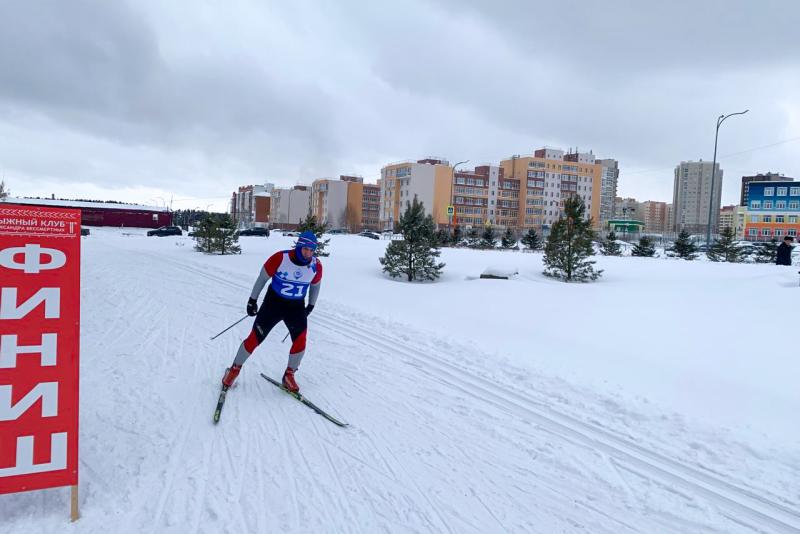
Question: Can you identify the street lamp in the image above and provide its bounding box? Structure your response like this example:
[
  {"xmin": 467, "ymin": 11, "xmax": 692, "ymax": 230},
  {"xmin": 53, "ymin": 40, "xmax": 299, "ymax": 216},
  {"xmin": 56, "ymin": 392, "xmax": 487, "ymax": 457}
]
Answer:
[
  {"xmin": 450, "ymin": 159, "xmax": 469, "ymax": 229},
  {"xmin": 706, "ymin": 109, "xmax": 748, "ymax": 245}
]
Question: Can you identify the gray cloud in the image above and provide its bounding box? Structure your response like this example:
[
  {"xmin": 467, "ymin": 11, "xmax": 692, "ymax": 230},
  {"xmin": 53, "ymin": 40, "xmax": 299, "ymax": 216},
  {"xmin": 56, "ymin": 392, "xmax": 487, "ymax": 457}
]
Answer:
[{"xmin": 0, "ymin": 0, "xmax": 798, "ymax": 209}]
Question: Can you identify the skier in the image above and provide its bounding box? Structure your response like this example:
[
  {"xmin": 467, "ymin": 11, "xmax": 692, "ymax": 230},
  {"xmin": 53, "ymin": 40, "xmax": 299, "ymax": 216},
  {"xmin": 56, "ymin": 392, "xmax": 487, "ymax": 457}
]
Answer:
[
  {"xmin": 776, "ymin": 235, "xmax": 794, "ymax": 266},
  {"xmin": 220, "ymin": 231, "xmax": 322, "ymax": 393}
]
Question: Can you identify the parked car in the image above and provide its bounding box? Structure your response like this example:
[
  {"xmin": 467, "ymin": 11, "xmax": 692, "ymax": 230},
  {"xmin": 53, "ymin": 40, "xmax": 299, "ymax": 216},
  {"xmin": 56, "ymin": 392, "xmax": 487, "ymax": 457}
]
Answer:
[
  {"xmin": 147, "ymin": 226, "xmax": 183, "ymax": 237},
  {"xmin": 80, "ymin": 228, "xmax": 91, "ymax": 236},
  {"xmin": 359, "ymin": 231, "xmax": 380, "ymax": 240},
  {"xmin": 327, "ymin": 228, "xmax": 349, "ymax": 234},
  {"xmin": 239, "ymin": 227, "xmax": 270, "ymax": 236},
  {"xmin": 283, "ymin": 231, "xmax": 300, "ymax": 237}
]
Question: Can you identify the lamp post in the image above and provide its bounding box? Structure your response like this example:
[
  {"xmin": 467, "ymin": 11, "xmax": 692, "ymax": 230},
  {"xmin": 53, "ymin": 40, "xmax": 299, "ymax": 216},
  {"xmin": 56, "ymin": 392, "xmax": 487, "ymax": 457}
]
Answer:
[
  {"xmin": 450, "ymin": 159, "xmax": 469, "ymax": 230},
  {"xmin": 706, "ymin": 109, "xmax": 748, "ymax": 245}
]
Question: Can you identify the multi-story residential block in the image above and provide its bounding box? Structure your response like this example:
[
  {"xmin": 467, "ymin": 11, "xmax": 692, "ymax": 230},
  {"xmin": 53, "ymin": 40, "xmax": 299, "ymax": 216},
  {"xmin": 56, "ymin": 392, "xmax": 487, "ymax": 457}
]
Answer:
[
  {"xmin": 743, "ymin": 181, "xmax": 800, "ymax": 241},
  {"xmin": 379, "ymin": 158, "xmax": 453, "ymax": 231},
  {"xmin": 499, "ymin": 147, "xmax": 603, "ymax": 232},
  {"xmin": 718, "ymin": 205, "xmax": 737, "ymax": 233},
  {"xmin": 670, "ymin": 160, "xmax": 723, "ymax": 234},
  {"xmin": 640, "ymin": 200, "xmax": 669, "ymax": 233},
  {"xmin": 614, "ymin": 197, "xmax": 642, "ymax": 222},
  {"xmin": 452, "ymin": 165, "xmax": 498, "ymax": 228},
  {"xmin": 231, "ymin": 183, "xmax": 274, "ymax": 227},
  {"xmin": 597, "ymin": 159, "xmax": 619, "ymax": 228},
  {"xmin": 740, "ymin": 172, "xmax": 793, "ymax": 206},
  {"xmin": 311, "ymin": 177, "xmax": 350, "ymax": 228},
  {"xmin": 270, "ymin": 185, "xmax": 311, "ymax": 228}
]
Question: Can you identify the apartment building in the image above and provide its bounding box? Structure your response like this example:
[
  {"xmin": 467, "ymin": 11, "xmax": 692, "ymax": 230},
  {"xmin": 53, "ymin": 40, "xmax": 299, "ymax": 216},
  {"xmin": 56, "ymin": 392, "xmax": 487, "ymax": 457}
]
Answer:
[
  {"xmin": 270, "ymin": 185, "xmax": 311, "ymax": 228},
  {"xmin": 231, "ymin": 183, "xmax": 274, "ymax": 227},
  {"xmin": 640, "ymin": 200, "xmax": 669, "ymax": 233},
  {"xmin": 379, "ymin": 158, "xmax": 453, "ymax": 230},
  {"xmin": 499, "ymin": 147, "xmax": 603, "ymax": 232},
  {"xmin": 597, "ymin": 159, "xmax": 619, "ymax": 228},
  {"xmin": 743, "ymin": 181, "xmax": 800, "ymax": 241},
  {"xmin": 311, "ymin": 177, "xmax": 350, "ymax": 228},
  {"xmin": 452, "ymin": 165, "xmax": 500, "ymax": 228},
  {"xmin": 670, "ymin": 160, "xmax": 723, "ymax": 234}
]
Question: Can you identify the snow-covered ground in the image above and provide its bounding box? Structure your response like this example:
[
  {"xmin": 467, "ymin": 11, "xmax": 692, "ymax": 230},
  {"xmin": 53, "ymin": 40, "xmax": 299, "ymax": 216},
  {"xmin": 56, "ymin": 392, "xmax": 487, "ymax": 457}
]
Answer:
[{"xmin": 3, "ymin": 228, "xmax": 799, "ymax": 533}]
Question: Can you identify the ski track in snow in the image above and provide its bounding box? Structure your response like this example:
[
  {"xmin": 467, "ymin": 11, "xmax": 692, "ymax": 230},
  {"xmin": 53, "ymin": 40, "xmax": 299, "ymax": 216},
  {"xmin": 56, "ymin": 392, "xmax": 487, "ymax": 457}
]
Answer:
[{"xmin": 2, "ymin": 234, "xmax": 799, "ymax": 533}]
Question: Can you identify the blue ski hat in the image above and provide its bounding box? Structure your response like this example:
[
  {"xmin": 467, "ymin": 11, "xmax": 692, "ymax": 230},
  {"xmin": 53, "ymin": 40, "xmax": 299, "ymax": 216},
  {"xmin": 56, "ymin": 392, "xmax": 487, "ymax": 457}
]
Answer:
[{"xmin": 294, "ymin": 230, "xmax": 318, "ymax": 264}]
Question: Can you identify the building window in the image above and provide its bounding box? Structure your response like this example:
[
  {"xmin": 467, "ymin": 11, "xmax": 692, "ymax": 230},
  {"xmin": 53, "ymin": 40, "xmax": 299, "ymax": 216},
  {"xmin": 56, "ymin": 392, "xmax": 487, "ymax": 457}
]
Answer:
[
  {"xmin": 763, "ymin": 215, "xmax": 772, "ymax": 223},
  {"xmin": 764, "ymin": 187, "xmax": 774, "ymax": 196},
  {"xmin": 790, "ymin": 216, "xmax": 798, "ymax": 224},
  {"xmin": 776, "ymin": 201, "xmax": 787, "ymax": 209},
  {"xmin": 777, "ymin": 215, "xmax": 785, "ymax": 223},
  {"xmin": 749, "ymin": 215, "xmax": 759, "ymax": 223},
  {"xmin": 750, "ymin": 200, "xmax": 761, "ymax": 209},
  {"xmin": 762, "ymin": 228, "xmax": 771, "ymax": 236},
  {"xmin": 764, "ymin": 201, "xmax": 773, "ymax": 209},
  {"xmin": 777, "ymin": 187, "xmax": 788, "ymax": 196},
  {"xmin": 790, "ymin": 187, "xmax": 800, "ymax": 196},
  {"xmin": 790, "ymin": 201, "xmax": 799, "ymax": 210},
  {"xmin": 789, "ymin": 229, "xmax": 797, "ymax": 237},
  {"xmin": 748, "ymin": 228, "xmax": 757, "ymax": 237}
]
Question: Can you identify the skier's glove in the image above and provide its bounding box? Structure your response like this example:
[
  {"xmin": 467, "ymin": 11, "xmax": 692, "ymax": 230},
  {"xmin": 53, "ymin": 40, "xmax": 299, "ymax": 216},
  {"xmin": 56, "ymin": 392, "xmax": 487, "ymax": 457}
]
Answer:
[
  {"xmin": 247, "ymin": 298, "xmax": 258, "ymax": 316},
  {"xmin": 305, "ymin": 304, "xmax": 314, "ymax": 317}
]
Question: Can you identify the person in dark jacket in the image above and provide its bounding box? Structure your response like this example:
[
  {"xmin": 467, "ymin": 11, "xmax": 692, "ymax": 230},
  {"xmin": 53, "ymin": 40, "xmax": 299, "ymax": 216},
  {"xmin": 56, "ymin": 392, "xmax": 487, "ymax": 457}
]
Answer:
[{"xmin": 776, "ymin": 235, "xmax": 794, "ymax": 266}]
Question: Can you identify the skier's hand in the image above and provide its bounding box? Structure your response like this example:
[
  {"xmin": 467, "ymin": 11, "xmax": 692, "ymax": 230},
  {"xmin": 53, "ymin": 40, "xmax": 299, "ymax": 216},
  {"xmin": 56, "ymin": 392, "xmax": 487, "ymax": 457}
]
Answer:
[
  {"xmin": 247, "ymin": 298, "xmax": 258, "ymax": 316},
  {"xmin": 305, "ymin": 304, "xmax": 314, "ymax": 317}
]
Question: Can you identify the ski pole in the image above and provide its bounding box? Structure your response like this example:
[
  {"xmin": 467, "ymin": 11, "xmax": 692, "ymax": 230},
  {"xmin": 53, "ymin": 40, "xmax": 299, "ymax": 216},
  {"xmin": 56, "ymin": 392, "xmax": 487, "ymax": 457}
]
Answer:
[
  {"xmin": 282, "ymin": 332, "xmax": 290, "ymax": 343},
  {"xmin": 210, "ymin": 315, "xmax": 249, "ymax": 340}
]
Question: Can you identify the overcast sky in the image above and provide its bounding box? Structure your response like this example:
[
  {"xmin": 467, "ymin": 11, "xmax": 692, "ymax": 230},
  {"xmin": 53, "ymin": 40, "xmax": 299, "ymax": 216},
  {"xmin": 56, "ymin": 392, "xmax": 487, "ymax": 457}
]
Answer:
[{"xmin": 1, "ymin": 0, "xmax": 799, "ymax": 211}]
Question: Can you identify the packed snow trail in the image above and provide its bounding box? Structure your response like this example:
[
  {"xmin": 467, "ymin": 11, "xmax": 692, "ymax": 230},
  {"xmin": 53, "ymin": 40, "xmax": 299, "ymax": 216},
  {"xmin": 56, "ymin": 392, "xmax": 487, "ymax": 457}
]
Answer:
[{"xmin": 2, "ymin": 230, "xmax": 798, "ymax": 533}]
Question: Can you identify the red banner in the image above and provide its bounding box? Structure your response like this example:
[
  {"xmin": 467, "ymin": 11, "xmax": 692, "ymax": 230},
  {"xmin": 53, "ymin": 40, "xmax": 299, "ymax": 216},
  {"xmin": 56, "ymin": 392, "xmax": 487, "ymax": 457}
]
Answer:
[{"xmin": 0, "ymin": 204, "xmax": 80, "ymax": 494}]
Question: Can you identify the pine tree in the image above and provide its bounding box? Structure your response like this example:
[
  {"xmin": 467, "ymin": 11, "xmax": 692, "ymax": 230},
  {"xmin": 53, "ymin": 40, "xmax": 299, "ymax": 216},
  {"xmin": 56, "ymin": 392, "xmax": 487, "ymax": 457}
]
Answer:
[
  {"xmin": 480, "ymin": 225, "xmax": 497, "ymax": 249},
  {"xmin": 667, "ymin": 230, "xmax": 698, "ymax": 260},
  {"xmin": 379, "ymin": 197, "xmax": 445, "ymax": 281},
  {"xmin": 213, "ymin": 214, "xmax": 241, "ymax": 255},
  {"xmin": 297, "ymin": 214, "xmax": 330, "ymax": 257},
  {"xmin": 600, "ymin": 231, "xmax": 622, "ymax": 256},
  {"xmin": 707, "ymin": 227, "xmax": 745, "ymax": 263},
  {"xmin": 521, "ymin": 228, "xmax": 542, "ymax": 251},
  {"xmin": 542, "ymin": 196, "xmax": 602, "ymax": 282},
  {"xmin": 631, "ymin": 236, "xmax": 656, "ymax": 257},
  {"xmin": 0, "ymin": 180, "xmax": 8, "ymax": 200},
  {"xmin": 501, "ymin": 227, "xmax": 517, "ymax": 250},
  {"xmin": 452, "ymin": 225, "xmax": 463, "ymax": 247},
  {"xmin": 193, "ymin": 216, "xmax": 218, "ymax": 254},
  {"xmin": 434, "ymin": 228, "xmax": 451, "ymax": 248},
  {"xmin": 466, "ymin": 227, "xmax": 481, "ymax": 248},
  {"xmin": 753, "ymin": 238, "xmax": 779, "ymax": 264}
]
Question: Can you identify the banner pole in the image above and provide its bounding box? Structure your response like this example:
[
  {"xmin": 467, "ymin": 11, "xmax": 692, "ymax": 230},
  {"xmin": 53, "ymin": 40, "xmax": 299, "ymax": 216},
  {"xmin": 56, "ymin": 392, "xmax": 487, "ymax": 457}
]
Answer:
[{"xmin": 70, "ymin": 484, "xmax": 80, "ymax": 522}]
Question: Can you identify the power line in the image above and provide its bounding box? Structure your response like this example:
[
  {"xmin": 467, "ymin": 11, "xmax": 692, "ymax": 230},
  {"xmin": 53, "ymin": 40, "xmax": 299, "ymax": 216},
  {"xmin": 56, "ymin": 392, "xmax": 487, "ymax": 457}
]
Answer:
[{"xmin": 623, "ymin": 135, "xmax": 800, "ymax": 176}]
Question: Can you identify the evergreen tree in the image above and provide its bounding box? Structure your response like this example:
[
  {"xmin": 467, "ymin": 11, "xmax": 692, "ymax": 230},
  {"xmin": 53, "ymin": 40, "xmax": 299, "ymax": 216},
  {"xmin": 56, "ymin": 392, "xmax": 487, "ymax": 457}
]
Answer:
[
  {"xmin": 631, "ymin": 235, "xmax": 656, "ymax": 257},
  {"xmin": 542, "ymin": 196, "xmax": 602, "ymax": 282},
  {"xmin": 434, "ymin": 227, "xmax": 451, "ymax": 248},
  {"xmin": 213, "ymin": 214, "xmax": 241, "ymax": 255},
  {"xmin": 193, "ymin": 216, "xmax": 218, "ymax": 254},
  {"xmin": 379, "ymin": 197, "xmax": 445, "ymax": 281},
  {"xmin": 480, "ymin": 225, "xmax": 497, "ymax": 249},
  {"xmin": 667, "ymin": 230, "xmax": 698, "ymax": 260},
  {"xmin": 297, "ymin": 214, "xmax": 330, "ymax": 257},
  {"xmin": 452, "ymin": 224, "xmax": 463, "ymax": 246},
  {"xmin": 600, "ymin": 231, "xmax": 622, "ymax": 256},
  {"xmin": 707, "ymin": 227, "xmax": 745, "ymax": 263},
  {"xmin": 521, "ymin": 227, "xmax": 542, "ymax": 251},
  {"xmin": 0, "ymin": 180, "xmax": 8, "ymax": 200},
  {"xmin": 753, "ymin": 238, "xmax": 779, "ymax": 264},
  {"xmin": 466, "ymin": 227, "xmax": 481, "ymax": 248},
  {"xmin": 501, "ymin": 227, "xmax": 518, "ymax": 250}
]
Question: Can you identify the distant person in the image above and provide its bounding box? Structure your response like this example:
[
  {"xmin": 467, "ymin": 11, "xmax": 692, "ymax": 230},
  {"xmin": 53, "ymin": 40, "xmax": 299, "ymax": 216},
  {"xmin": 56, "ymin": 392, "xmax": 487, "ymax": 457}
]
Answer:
[
  {"xmin": 776, "ymin": 235, "xmax": 794, "ymax": 266},
  {"xmin": 220, "ymin": 230, "xmax": 322, "ymax": 393}
]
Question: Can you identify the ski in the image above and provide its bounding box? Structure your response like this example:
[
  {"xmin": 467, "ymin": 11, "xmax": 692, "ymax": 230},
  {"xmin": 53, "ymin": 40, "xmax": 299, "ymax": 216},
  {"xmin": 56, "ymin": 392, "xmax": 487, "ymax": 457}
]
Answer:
[
  {"xmin": 213, "ymin": 385, "xmax": 229, "ymax": 424},
  {"xmin": 260, "ymin": 373, "xmax": 349, "ymax": 427}
]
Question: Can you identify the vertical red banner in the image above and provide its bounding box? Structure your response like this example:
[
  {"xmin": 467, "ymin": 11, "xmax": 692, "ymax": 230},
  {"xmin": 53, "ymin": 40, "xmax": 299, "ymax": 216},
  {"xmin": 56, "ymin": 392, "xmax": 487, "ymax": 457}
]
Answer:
[{"xmin": 0, "ymin": 204, "xmax": 80, "ymax": 494}]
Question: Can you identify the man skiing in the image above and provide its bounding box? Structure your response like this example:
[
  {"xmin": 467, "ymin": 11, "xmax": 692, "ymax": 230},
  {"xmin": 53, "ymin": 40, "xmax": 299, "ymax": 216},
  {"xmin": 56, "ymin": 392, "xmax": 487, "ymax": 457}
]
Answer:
[{"xmin": 221, "ymin": 230, "xmax": 322, "ymax": 393}]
